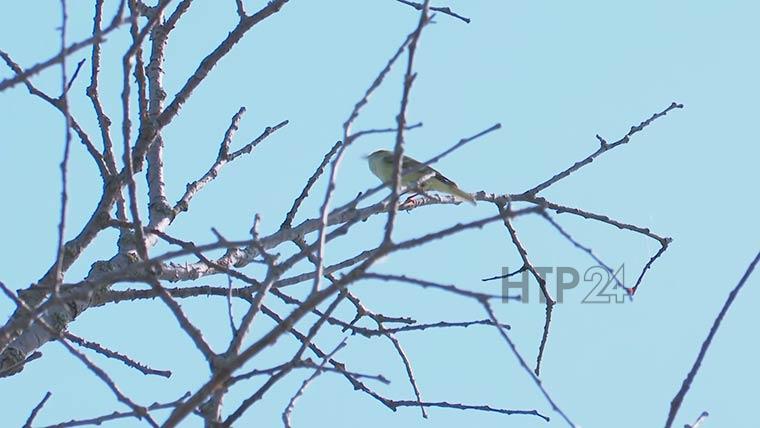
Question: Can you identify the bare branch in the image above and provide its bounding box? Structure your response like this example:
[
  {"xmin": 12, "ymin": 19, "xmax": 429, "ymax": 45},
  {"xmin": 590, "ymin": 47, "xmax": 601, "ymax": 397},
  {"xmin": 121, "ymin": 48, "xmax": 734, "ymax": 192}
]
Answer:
[
  {"xmin": 165, "ymin": 0, "xmax": 193, "ymax": 31},
  {"xmin": 235, "ymin": 0, "xmax": 246, "ymax": 18},
  {"xmin": 154, "ymin": 0, "xmax": 291, "ymax": 132},
  {"xmin": 388, "ymin": 332, "xmax": 427, "ymax": 418},
  {"xmin": 0, "ymin": 282, "xmax": 156, "ymax": 426},
  {"xmin": 631, "ymin": 242, "xmax": 669, "ymax": 295},
  {"xmin": 519, "ymin": 102, "xmax": 684, "ymax": 197},
  {"xmin": 64, "ymin": 58, "xmax": 85, "ymax": 94},
  {"xmin": 495, "ymin": 201, "xmax": 555, "ymax": 375},
  {"xmin": 0, "ymin": 51, "xmax": 108, "ymax": 178},
  {"xmin": 173, "ymin": 107, "xmax": 249, "ymax": 214},
  {"xmin": 481, "ymin": 265, "xmax": 528, "ymax": 282},
  {"xmin": 482, "ymin": 301, "xmax": 575, "ymax": 427},
  {"xmin": 685, "ymin": 411, "xmax": 709, "ymax": 428},
  {"xmin": 282, "ymin": 338, "xmax": 348, "ymax": 428},
  {"xmin": 86, "ymin": 0, "xmax": 118, "ymax": 175},
  {"xmin": 281, "ymin": 140, "xmax": 343, "ymax": 229},
  {"xmin": 392, "ymin": 400, "xmax": 548, "ymax": 420},
  {"xmin": 54, "ymin": 0, "xmax": 72, "ymax": 296},
  {"xmin": 23, "ymin": 391, "xmax": 52, "ymax": 428},
  {"xmin": 664, "ymin": 251, "xmax": 760, "ymax": 428},
  {"xmin": 145, "ymin": 0, "xmax": 194, "ymax": 231},
  {"xmin": 519, "ymin": 194, "xmax": 672, "ymax": 295},
  {"xmin": 165, "ymin": 209, "xmax": 534, "ymax": 425},
  {"xmin": 233, "ymin": 358, "xmax": 389, "ymax": 385},
  {"xmin": 169, "ymin": 114, "xmax": 288, "ymax": 232},
  {"xmin": 364, "ymin": 273, "xmax": 506, "ymax": 301},
  {"xmin": 540, "ymin": 212, "xmax": 629, "ymax": 298},
  {"xmin": 64, "ymin": 332, "xmax": 172, "ymax": 378},
  {"xmin": 0, "ymin": 5, "xmax": 691, "ymax": 426},
  {"xmin": 0, "ymin": 11, "xmax": 127, "ymax": 92},
  {"xmin": 224, "ymin": 295, "xmax": 347, "ymax": 426},
  {"xmin": 515, "ymin": 195, "xmax": 671, "ymax": 248},
  {"xmin": 392, "ymin": 0, "xmax": 471, "ymax": 23},
  {"xmin": 226, "ymin": 275, "xmax": 237, "ymax": 335},
  {"xmin": 348, "ymin": 121, "xmax": 423, "ymax": 141},
  {"xmin": 384, "ymin": 1, "xmax": 430, "ymax": 245},
  {"xmin": 40, "ymin": 392, "xmax": 191, "ymax": 428},
  {"xmin": 342, "ymin": 31, "xmax": 415, "ymax": 135}
]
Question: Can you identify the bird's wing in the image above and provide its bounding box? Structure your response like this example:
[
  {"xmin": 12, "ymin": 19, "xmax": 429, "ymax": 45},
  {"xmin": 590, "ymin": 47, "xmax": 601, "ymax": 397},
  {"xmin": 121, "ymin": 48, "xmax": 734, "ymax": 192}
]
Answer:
[{"xmin": 381, "ymin": 153, "xmax": 459, "ymax": 187}]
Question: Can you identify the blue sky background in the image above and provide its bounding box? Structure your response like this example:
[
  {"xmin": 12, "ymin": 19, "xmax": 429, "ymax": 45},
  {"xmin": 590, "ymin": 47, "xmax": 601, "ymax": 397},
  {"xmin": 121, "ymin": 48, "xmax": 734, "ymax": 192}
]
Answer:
[{"xmin": 1, "ymin": 1, "xmax": 759, "ymax": 427}]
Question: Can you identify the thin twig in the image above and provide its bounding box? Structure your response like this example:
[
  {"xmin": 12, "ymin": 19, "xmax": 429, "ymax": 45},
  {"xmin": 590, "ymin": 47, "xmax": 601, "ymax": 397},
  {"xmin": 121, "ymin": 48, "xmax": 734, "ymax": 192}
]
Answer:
[
  {"xmin": 392, "ymin": 400, "xmax": 548, "ymax": 420},
  {"xmin": 384, "ymin": 1, "xmax": 430, "ymax": 246},
  {"xmin": 388, "ymin": 331, "xmax": 427, "ymax": 418},
  {"xmin": 226, "ymin": 274, "xmax": 237, "ymax": 335},
  {"xmin": 54, "ymin": 0, "xmax": 72, "ymax": 296},
  {"xmin": 331, "ymin": 122, "xmax": 501, "ymax": 217},
  {"xmin": 529, "ymin": 195, "xmax": 672, "ymax": 295},
  {"xmin": 282, "ymin": 338, "xmax": 348, "ymax": 427},
  {"xmin": 173, "ymin": 117, "xmax": 288, "ymax": 216},
  {"xmin": 234, "ymin": 0, "xmax": 246, "ymax": 18},
  {"xmin": 64, "ymin": 58, "xmax": 85, "ymax": 94},
  {"xmin": 481, "ymin": 265, "xmax": 528, "ymax": 282},
  {"xmin": 0, "ymin": 51, "xmax": 108, "ymax": 178},
  {"xmin": 86, "ymin": 0, "xmax": 117, "ymax": 175},
  {"xmin": 0, "ymin": 282, "xmax": 156, "ymax": 426},
  {"xmin": 496, "ymin": 201, "xmax": 554, "ymax": 375},
  {"xmin": 281, "ymin": 140, "xmax": 343, "ymax": 229},
  {"xmin": 23, "ymin": 391, "xmax": 52, "ymax": 428},
  {"xmin": 348, "ymin": 122, "xmax": 423, "ymax": 141},
  {"xmin": 224, "ymin": 295, "xmax": 347, "ymax": 426},
  {"xmin": 40, "ymin": 392, "xmax": 191, "ymax": 428},
  {"xmin": 685, "ymin": 411, "xmax": 709, "ymax": 428},
  {"xmin": 541, "ymin": 212, "xmax": 630, "ymax": 299},
  {"xmin": 165, "ymin": 210, "xmax": 535, "ymax": 426},
  {"xmin": 233, "ymin": 358, "xmax": 389, "ymax": 384},
  {"xmin": 664, "ymin": 251, "xmax": 760, "ymax": 428},
  {"xmin": 519, "ymin": 102, "xmax": 684, "ymax": 197},
  {"xmin": 0, "ymin": 13, "xmax": 128, "ymax": 92},
  {"xmin": 482, "ymin": 301, "xmax": 575, "ymax": 427},
  {"xmin": 64, "ymin": 332, "xmax": 171, "ymax": 377},
  {"xmin": 393, "ymin": 0, "xmax": 471, "ymax": 23},
  {"xmin": 365, "ymin": 273, "xmax": 507, "ymax": 301},
  {"xmin": 153, "ymin": 0, "xmax": 291, "ymax": 133},
  {"xmin": 300, "ymin": 16, "xmax": 427, "ymax": 298}
]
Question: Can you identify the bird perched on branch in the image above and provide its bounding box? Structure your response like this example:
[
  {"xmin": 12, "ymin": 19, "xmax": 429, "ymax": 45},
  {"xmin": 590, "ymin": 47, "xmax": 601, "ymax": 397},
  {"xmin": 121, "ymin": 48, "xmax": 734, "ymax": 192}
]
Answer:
[{"xmin": 366, "ymin": 149, "xmax": 476, "ymax": 205}]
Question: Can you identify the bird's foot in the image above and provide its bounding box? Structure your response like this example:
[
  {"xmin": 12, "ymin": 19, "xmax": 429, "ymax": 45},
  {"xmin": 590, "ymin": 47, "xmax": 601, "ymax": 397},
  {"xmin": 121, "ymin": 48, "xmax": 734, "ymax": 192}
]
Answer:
[{"xmin": 400, "ymin": 195, "xmax": 422, "ymax": 211}]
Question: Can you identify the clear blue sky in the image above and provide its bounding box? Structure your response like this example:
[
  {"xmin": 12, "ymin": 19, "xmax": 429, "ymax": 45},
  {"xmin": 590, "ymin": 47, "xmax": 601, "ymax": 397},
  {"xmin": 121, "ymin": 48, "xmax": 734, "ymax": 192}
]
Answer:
[{"xmin": 1, "ymin": 1, "xmax": 758, "ymax": 427}]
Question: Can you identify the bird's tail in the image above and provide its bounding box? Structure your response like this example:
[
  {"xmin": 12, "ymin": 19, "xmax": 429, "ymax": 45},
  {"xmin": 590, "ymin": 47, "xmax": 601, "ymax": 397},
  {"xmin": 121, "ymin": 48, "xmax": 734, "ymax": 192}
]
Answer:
[{"xmin": 449, "ymin": 186, "xmax": 477, "ymax": 205}]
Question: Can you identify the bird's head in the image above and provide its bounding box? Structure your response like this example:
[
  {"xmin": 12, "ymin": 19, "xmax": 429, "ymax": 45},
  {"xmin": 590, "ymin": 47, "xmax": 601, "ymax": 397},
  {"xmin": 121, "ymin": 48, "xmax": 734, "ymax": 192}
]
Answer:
[{"xmin": 365, "ymin": 149, "xmax": 392, "ymax": 162}]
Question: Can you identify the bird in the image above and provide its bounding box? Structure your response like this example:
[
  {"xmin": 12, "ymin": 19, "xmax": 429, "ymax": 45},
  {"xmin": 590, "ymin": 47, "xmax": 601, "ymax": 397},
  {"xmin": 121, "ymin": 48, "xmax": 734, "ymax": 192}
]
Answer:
[{"xmin": 366, "ymin": 149, "xmax": 476, "ymax": 205}]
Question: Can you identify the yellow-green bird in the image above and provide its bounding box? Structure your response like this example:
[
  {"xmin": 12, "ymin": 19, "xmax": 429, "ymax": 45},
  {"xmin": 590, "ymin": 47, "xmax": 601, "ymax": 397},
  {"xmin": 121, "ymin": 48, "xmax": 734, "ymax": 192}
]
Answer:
[{"xmin": 366, "ymin": 149, "xmax": 476, "ymax": 205}]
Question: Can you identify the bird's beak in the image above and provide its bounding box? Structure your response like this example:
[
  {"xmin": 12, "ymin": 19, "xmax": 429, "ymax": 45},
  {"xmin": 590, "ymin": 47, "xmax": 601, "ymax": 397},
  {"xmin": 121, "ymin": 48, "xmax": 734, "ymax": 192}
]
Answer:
[{"xmin": 362, "ymin": 153, "xmax": 371, "ymax": 159}]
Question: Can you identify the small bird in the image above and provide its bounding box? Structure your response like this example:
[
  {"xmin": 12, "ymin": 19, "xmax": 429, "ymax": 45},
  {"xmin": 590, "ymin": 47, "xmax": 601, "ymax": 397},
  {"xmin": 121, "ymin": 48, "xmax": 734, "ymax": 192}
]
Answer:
[{"xmin": 366, "ymin": 149, "xmax": 476, "ymax": 205}]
